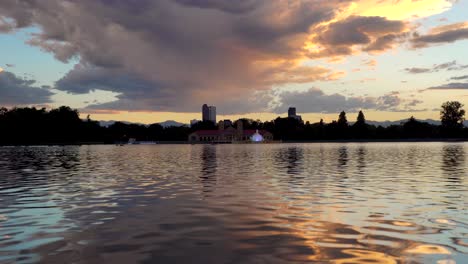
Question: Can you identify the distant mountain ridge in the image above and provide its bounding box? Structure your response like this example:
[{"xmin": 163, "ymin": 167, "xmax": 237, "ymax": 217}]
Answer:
[
  {"xmin": 98, "ymin": 120, "xmax": 187, "ymax": 127},
  {"xmin": 158, "ymin": 120, "xmax": 187, "ymax": 127},
  {"xmin": 97, "ymin": 118, "xmax": 467, "ymax": 128}
]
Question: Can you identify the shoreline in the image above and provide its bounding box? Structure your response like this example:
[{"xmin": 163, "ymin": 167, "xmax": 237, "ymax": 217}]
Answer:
[{"xmin": 1, "ymin": 138, "xmax": 467, "ymax": 146}]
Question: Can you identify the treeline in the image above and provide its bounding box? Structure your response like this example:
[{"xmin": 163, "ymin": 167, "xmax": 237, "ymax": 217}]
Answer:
[
  {"xmin": 0, "ymin": 101, "xmax": 466, "ymax": 145},
  {"xmin": 0, "ymin": 106, "xmax": 193, "ymax": 145},
  {"xmin": 244, "ymin": 101, "xmax": 467, "ymax": 141}
]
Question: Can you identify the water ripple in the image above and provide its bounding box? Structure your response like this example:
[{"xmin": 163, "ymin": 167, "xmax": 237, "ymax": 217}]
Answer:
[{"xmin": 0, "ymin": 143, "xmax": 466, "ymax": 263}]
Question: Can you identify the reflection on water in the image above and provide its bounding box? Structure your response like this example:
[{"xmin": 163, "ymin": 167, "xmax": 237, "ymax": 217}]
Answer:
[
  {"xmin": 442, "ymin": 145, "xmax": 465, "ymax": 184},
  {"xmin": 0, "ymin": 143, "xmax": 467, "ymax": 263},
  {"xmin": 338, "ymin": 146, "xmax": 348, "ymax": 169},
  {"xmin": 200, "ymin": 145, "xmax": 217, "ymax": 194},
  {"xmin": 356, "ymin": 146, "xmax": 366, "ymax": 173}
]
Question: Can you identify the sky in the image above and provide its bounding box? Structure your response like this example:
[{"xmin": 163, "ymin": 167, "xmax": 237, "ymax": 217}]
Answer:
[{"xmin": 0, "ymin": 0, "xmax": 468, "ymax": 124}]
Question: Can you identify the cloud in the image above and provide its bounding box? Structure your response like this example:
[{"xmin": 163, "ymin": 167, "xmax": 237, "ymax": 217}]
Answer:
[
  {"xmin": 0, "ymin": 0, "xmax": 358, "ymax": 113},
  {"xmin": 0, "ymin": 71, "xmax": 54, "ymax": 105},
  {"xmin": 426, "ymin": 82, "xmax": 468, "ymax": 90},
  {"xmin": 405, "ymin": 99, "xmax": 423, "ymax": 107},
  {"xmin": 362, "ymin": 59, "xmax": 377, "ymax": 67},
  {"xmin": 412, "ymin": 22, "xmax": 468, "ymax": 48},
  {"xmin": 173, "ymin": 0, "xmax": 260, "ymax": 14},
  {"xmin": 309, "ymin": 16, "xmax": 408, "ymax": 58},
  {"xmin": 0, "ymin": 67, "xmax": 3, "ymax": 73},
  {"xmin": 450, "ymin": 75, "xmax": 468, "ymax": 81},
  {"xmin": 274, "ymin": 88, "xmax": 419, "ymax": 113},
  {"xmin": 405, "ymin": 67, "xmax": 431, "ymax": 74},
  {"xmin": 0, "ymin": 0, "xmax": 454, "ymax": 114},
  {"xmin": 404, "ymin": 60, "xmax": 468, "ymax": 74}
]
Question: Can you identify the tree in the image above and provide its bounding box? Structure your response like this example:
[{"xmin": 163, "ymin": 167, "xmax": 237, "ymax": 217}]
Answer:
[
  {"xmin": 356, "ymin": 111, "xmax": 366, "ymax": 125},
  {"xmin": 337, "ymin": 111, "xmax": 348, "ymax": 127},
  {"xmin": 403, "ymin": 116, "xmax": 436, "ymax": 138},
  {"xmin": 441, "ymin": 101, "xmax": 465, "ymax": 128},
  {"xmin": 352, "ymin": 110, "xmax": 367, "ymax": 138}
]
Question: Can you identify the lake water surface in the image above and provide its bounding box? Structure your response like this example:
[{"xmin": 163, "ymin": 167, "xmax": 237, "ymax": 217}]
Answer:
[{"xmin": 0, "ymin": 143, "xmax": 467, "ymax": 263}]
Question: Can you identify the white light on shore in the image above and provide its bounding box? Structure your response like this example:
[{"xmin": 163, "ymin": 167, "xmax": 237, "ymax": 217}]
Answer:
[{"xmin": 251, "ymin": 130, "xmax": 264, "ymax": 142}]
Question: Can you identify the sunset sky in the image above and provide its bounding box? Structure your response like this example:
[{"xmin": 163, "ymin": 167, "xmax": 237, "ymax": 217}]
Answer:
[{"xmin": 1, "ymin": 0, "xmax": 468, "ymax": 124}]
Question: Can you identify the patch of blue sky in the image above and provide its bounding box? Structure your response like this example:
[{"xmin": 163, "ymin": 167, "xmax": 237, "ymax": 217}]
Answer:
[
  {"xmin": 416, "ymin": 0, "xmax": 468, "ymax": 31},
  {"xmin": 0, "ymin": 27, "xmax": 77, "ymax": 87}
]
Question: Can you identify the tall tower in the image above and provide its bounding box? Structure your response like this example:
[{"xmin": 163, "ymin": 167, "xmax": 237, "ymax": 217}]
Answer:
[
  {"xmin": 202, "ymin": 104, "xmax": 209, "ymax": 122},
  {"xmin": 288, "ymin": 107, "xmax": 296, "ymax": 118},
  {"xmin": 208, "ymin": 106, "xmax": 216, "ymax": 123}
]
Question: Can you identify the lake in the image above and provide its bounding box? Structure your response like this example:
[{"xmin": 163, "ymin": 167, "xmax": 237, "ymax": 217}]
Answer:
[{"xmin": 0, "ymin": 143, "xmax": 466, "ymax": 263}]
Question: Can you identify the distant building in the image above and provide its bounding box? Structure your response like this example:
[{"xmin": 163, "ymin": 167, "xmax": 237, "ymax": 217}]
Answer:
[
  {"xmin": 190, "ymin": 119, "xmax": 200, "ymax": 127},
  {"xmin": 188, "ymin": 119, "xmax": 273, "ymax": 143},
  {"xmin": 209, "ymin": 106, "xmax": 216, "ymax": 123},
  {"xmin": 202, "ymin": 104, "xmax": 210, "ymax": 122},
  {"xmin": 288, "ymin": 107, "xmax": 302, "ymax": 121},
  {"xmin": 288, "ymin": 107, "xmax": 296, "ymax": 117},
  {"xmin": 202, "ymin": 104, "xmax": 216, "ymax": 123},
  {"xmin": 223, "ymin": 119, "xmax": 232, "ymax": 128}
]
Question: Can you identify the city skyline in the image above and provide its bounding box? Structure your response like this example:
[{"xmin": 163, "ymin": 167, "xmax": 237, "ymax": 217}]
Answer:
[{"xmin": 0, "ymin": 0, "xmax": 468, "ymax": 124}]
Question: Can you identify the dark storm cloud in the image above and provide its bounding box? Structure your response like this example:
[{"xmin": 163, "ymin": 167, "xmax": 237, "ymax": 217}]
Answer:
[
  {"xmin": 274, "ymin": 88, "xmax": 414, "ymax": 113},
  {"xmin": 0, "ymin": 71, "xmax": 54, "ymax": 105},
  {"xmin": 55, "ymin": 64, "xmax": 160, "ymax": 95},
  {"xmin": 412, "ymin": 22, "xmax": 468, "ymax": 48}
]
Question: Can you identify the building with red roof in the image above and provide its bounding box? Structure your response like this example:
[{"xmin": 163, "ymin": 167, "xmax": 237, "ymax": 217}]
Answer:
[{"xmin": 188, "ymin": 120, "xmax": 273, "ymax": 143}]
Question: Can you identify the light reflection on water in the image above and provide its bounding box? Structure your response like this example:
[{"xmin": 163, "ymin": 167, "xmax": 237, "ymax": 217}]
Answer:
[{"xmin": 0, "ymin": 143, "xmax": 466, "ymax": 263}]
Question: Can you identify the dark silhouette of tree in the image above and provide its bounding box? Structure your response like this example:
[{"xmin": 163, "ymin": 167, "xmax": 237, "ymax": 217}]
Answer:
[
  {"xmin": 148, "ymin": 123, "xmax": 164, "ymax": 140},
  {"xmin": 338, "ymin": 111, "xmax": 348, "ymax": 127},
  {"xmin": 272, "ymin": 117, "xmax": 304, "ymax": 140},
  {"xmin": 402, "ymin": 116, "xmax": 437, "ymax": 138},
  {"xmin": 352, "ymin": 110, "xmax": 368, "ymax": 139},
  {"xmin": 336, "ymin": 111, "xmax": 349, "ymax": 138},
  {"xmin": 440, "ymin": 101, "xmax": 465, "ymax": 137},
  {"xmin": 318, "ymin": 119, "xmax": 325, "ymax": 139},
  {"xmin": 441, "ymin": 101, "xmax": 465, "ymax": 127},
  {"xmin": 356, "ymin": 111, "xmax": 365, "ymax": 125}
]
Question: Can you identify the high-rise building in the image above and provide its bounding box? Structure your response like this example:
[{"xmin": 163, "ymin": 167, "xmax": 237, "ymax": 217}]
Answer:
[
  {"xmin": 288, "ymin": 107, "xmax": 296, "ymax": 117},
  {"xmin": 202, "ymin": 104, "xmax": 210, "ymax": 122},
  {"xmin": 288, "ymin": 107, "xmax": 302, "ymax": 121},
  {"xmin": 208, "ymin": 106, "xmax": 216, "ymax": 123},
  {"xmin": 202, "ymin": 104, "xmax": 216, "ymax": 123}
]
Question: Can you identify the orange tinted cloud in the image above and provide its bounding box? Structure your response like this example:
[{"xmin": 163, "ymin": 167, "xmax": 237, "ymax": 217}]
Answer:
[
  {"xmin": 350, "ymin": 0, "xmax": 452, "ymax": 20},
  {"xmin": 412, "ymin": 22, "xmax": 468, "ymax": 48}
]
